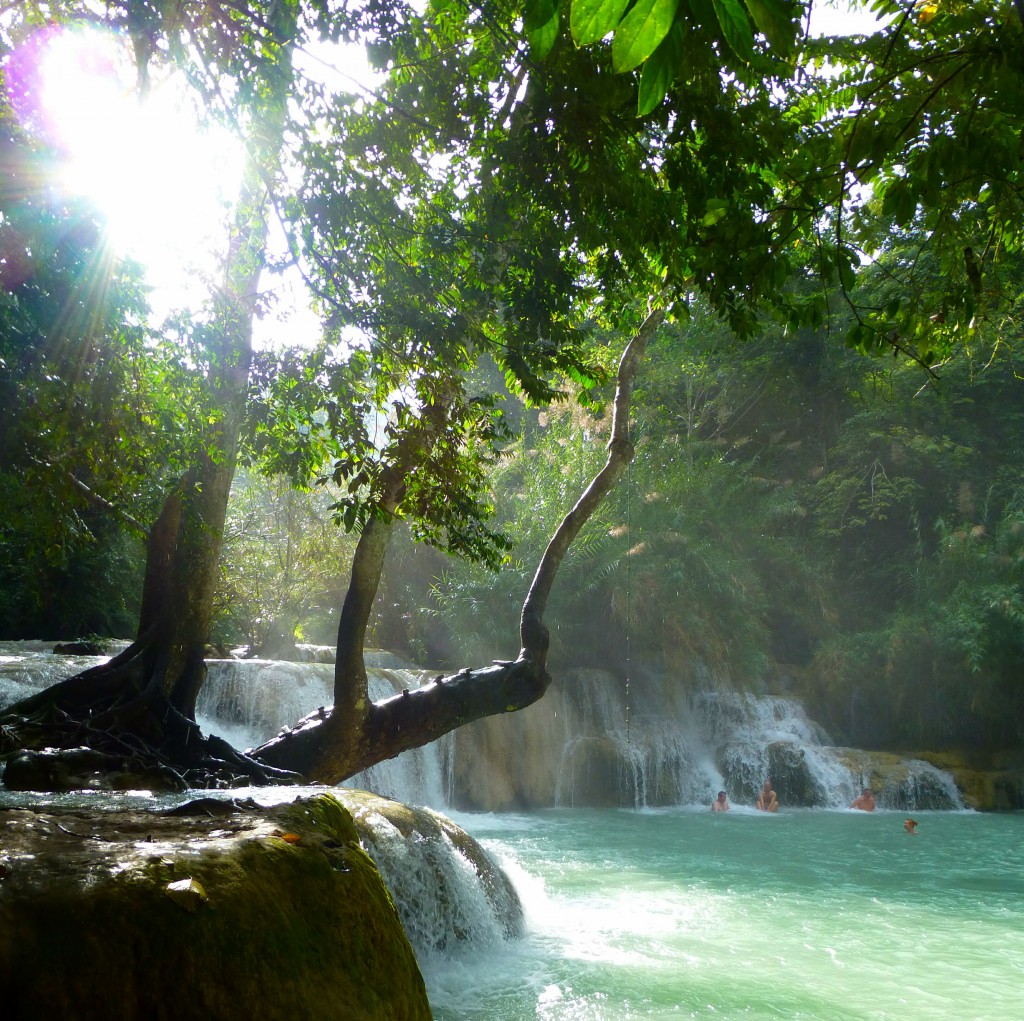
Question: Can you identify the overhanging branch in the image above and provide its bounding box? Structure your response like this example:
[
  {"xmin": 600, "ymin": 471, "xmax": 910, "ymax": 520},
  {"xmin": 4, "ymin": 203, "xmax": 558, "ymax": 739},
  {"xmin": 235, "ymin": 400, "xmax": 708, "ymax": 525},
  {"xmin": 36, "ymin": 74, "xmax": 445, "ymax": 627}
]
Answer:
[{"xmin": 519, "ymin": 305, "xmax": 665, "ymax": 666}]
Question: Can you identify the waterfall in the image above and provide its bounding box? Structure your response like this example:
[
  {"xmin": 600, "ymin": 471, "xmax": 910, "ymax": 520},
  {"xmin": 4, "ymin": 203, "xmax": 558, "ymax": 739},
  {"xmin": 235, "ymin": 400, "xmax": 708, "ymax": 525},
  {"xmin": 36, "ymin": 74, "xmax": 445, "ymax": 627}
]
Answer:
[
  {"xmin": 0, "ymin": 641, "xmax": 125, "ymax": 706},
  {"xmin": 339, "ymin": 792, "xmax": 523, "ymax": 961},
  {"xmin": 195, "ymin": 658, "xmax": 452, "ymax": 808},
  {"xmin": 444, "ymin": 669, "xmax": 966, "ymax": 811},
  {"xmin": 0, "ymin": 644, "xmax": 964, "ymax": 812}
]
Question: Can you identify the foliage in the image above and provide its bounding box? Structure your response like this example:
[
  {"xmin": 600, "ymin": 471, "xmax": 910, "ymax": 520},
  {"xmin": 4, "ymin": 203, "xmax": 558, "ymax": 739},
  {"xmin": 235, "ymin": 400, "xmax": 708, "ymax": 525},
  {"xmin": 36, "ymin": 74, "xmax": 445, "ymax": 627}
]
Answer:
[
  {"xmin": 212, "ymin": 472, "xmax": 359, "ymax": 651},
  {"xmin": 795, "ymin": 1, "xmax": 1024, "ymax": 360},
  {"xmin": 808, "ymin": 502, "xmax": 1024, "ymax": 750},
  {"xmin": 422, "ymin": 308, "xmax": 835, "ymax": 679},
  {"xmin": 0, "ymin": 101, "xmax": 171, "ymax": 637}
]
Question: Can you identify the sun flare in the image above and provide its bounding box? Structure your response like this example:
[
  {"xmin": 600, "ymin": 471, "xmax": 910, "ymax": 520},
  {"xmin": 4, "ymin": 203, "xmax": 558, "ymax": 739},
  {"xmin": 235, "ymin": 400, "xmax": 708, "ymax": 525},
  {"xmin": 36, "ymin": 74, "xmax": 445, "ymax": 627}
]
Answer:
[{"xmin": 16, "ymin": 25, "xmax": 243, "ymax": 306}]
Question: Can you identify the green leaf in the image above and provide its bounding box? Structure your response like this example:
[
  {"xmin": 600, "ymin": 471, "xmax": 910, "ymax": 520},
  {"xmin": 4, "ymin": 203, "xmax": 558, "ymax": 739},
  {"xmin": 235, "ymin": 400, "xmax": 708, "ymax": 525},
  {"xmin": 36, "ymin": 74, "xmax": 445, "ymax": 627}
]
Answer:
[
  {"xmin": 525, "ymin": 0, "xmax": 558, "ymax": 33},
  {"xmin": 570, "ymin": 0, "xmax": 631, "ymax": 46},
  {"xmin": 743, "ymin": 0, "xmax": 797, "ymax": 56},
  {"xmin": 701, "ymin": 198, "xmax": 730, "ymax": 226},
  {"xmin": 636, "ymin": 23, "xmax": 683, "ymax": 115},
  {"xmin": 711, "ymin": 0, "xmax": 754, "ymax": 62},
  {"xmin": 612, "ymin": 0, "xmax": 680, "ymax": 73},
  {"xmin": 528, "ymin": 7, "xmax": 561, "ymax": 58}
]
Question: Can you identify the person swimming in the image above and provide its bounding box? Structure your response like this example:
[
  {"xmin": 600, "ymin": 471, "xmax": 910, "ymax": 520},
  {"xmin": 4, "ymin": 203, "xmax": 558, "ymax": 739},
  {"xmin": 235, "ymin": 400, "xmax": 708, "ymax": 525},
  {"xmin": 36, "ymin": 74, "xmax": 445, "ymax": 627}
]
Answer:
[
  {"xmin": 904, "ymin": 818, "xmax": 918, "ymax": 834},
  {"xmin": 756, "ymin": 779, "xmax": 778, "ymax": 812},
  {"xmin": 712, "ymin": 791, "xmax": 730, "ymax": 812},
  {"xmin": 850, "ymin": 788, "xmax": 876, "ymax": 811}
]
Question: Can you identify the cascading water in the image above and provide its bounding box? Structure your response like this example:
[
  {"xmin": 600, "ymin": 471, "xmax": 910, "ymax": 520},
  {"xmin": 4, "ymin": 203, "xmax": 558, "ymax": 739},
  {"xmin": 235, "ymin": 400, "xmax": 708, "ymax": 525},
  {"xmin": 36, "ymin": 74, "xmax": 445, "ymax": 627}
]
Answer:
[
  {"xmin": 341, "ymin": 792, "xmax": 523, "ymax": 960},
  {"xmin": 444, "ymin": 668, "xmax": 966, "ymax": 812},
  {"xmin": 1, "ymin": 643, "xmax": 964, "ymax": 812},
  {"xmin": 195, "ymin": 655, "xmax": 453, "ymax": 807}
]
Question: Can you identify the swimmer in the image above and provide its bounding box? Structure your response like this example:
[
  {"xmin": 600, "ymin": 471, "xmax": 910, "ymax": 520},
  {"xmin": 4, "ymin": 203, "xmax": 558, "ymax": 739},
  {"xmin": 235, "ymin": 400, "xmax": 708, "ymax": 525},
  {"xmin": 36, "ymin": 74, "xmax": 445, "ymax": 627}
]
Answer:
[
  {"xmin": 850, "ymin": 788, "xmax": 876, "ymax": 811},
  {"xmin": 904, "ymin": 818, "xmax": 918, "ymax": 834},
  {"xmin": 712, "ymin": 791, "xmax": 730, "ymax": 812},
  {"xmin": 756, "ymin": 779, "xmax": 778, "ymax": 812}
]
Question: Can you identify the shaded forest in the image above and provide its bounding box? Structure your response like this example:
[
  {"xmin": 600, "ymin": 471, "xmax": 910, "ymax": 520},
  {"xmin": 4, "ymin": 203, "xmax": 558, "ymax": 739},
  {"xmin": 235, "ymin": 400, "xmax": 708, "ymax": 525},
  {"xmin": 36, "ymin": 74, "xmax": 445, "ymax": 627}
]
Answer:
[
  {"xmin": 2, "ymin": 1, "xmax": 1022, "ymax": 787},
  {"xmin": 7, "ymin": 287, "xmax": 1023, "ymax": 756}
]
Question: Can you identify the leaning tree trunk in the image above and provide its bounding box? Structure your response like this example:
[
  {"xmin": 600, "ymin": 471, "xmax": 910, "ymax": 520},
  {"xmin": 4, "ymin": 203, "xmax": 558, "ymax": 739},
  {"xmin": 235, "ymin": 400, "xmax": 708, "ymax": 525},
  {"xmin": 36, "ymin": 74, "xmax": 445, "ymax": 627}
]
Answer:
[{"xmin": 254, "ymin": 306, "xmax": 665, "ymax": 784}]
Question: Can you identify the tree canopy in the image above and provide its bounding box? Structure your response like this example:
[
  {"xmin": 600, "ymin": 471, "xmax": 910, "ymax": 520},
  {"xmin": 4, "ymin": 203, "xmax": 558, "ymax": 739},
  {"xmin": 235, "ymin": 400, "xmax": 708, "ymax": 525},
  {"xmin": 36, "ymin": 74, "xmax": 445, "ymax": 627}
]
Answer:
[{"xmin": 0, "ymin": 0, "xmax": 1022, "ymax": 788}]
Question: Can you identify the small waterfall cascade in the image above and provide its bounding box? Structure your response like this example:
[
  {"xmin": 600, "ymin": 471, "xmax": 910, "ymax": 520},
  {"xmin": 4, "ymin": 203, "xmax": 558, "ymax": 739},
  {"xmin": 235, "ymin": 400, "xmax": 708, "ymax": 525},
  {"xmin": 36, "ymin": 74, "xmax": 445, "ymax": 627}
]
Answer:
[
  {"xmin": 834, "ymin": 749, "xmax": 966, "ymax": 810},
  {"xmin": 1, "ymin": 644, "xmax": 965, "ymax": 812},
  {"xmin": 339, "ymin": 791, "xmax": 523, "ymax": 961},
  {"xmin": 195, "ymin": 658, "xmax": 452, "ymax": 809},
  {"xmin": 0, "ymin": 640, "xmax": 130, "ymax": 707},
  {"xmin": 0, "ymin": 643, "xmax": 450, "ymax": 808},
  {"xmin": 445, "ymin": 669, "xmax": 966, "ymax": 811},
  {"xmin": 691, "ymin": 689, "xmax": 858, "ymax": 809}
]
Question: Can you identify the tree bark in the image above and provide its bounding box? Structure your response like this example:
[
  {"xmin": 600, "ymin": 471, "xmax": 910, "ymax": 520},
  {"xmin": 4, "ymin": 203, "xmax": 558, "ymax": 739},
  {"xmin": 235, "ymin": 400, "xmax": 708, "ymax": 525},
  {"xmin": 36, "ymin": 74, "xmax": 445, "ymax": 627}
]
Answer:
[{"xmin": 519, "ymin": 307, "xmax": 664, "ymax": 666}]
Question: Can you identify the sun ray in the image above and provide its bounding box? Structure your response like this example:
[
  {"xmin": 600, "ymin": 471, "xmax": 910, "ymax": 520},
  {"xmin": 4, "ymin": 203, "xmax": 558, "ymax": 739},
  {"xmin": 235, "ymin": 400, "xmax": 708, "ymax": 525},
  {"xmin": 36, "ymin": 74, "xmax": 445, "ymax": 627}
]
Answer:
[{"xmin": 6, "ymin": 23, "xmax": 243, "ymax": 313}]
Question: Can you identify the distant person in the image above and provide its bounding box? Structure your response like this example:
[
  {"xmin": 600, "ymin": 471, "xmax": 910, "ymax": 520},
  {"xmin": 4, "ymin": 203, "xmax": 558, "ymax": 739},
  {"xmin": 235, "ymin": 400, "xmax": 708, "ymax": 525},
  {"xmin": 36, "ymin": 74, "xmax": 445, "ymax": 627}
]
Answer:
[
  {"xmin": 712, "ymin": 791, "xmax": 730, "ymax": 812},
  {"xmin": 850, "ymin": 788, "xmax": 876, "ymax": 811},
  {"xmin": 756, "ymin": 779, "xmax": 778, "ymax": 812},
  {"xmin": 904, "ymin": 818, "xmax": 918, "ymax": 834}
]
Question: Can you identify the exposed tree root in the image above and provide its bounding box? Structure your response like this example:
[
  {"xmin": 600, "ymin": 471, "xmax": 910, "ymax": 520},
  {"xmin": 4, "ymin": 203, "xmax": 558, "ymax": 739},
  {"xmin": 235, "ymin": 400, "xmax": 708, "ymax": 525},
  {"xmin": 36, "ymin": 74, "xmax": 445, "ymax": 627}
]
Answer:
[{"xmin": 0, "ymin": 652, "xmax": 303, "ymax": 792}]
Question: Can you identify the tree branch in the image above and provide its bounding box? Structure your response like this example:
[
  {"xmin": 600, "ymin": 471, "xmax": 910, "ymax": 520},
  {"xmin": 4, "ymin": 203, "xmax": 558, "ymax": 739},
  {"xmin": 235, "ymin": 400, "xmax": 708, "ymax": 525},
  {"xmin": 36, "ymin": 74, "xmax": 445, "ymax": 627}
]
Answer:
[
  {"xmin": 519, "ymin": 305, "xmax": 665, "ymax": 667},
  {"xmin": 26, "ymin": 456, "xmax": 149, "ymax": 537}
]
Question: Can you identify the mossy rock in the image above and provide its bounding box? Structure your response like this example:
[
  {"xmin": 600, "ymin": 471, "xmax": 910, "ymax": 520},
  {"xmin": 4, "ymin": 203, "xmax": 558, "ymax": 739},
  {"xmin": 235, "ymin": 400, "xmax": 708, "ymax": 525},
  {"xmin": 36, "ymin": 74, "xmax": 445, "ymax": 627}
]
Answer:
[
  {"xmin": 832, "ymin": 749, "xmax": 963, "ymax": 810},
  {"xmin": 0, "ymin": 793, "xmax": 431, "ymax": 1021},
  {"xmin": 910, "ymin": 751, "xmax": 1024, "ymax": 810}
]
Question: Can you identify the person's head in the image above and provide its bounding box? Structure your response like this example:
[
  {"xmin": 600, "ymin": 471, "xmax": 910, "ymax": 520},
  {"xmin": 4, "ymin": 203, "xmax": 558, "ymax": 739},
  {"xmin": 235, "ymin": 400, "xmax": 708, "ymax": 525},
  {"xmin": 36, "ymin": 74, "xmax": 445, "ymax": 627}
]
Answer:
[
  {"xmin": 904, "ymin": 818, "xmax": 918, "ymax": 832},
  {"xmin": 763, "ymin": 779, "xmax": 773, "ymax": 791},
  {"xmin": 717, "ymin": 791, "xmax": 727, "ymax": 802},
  {"xmin": 863, "ymin": 788, "xmax": 873, "ymax": 797}
]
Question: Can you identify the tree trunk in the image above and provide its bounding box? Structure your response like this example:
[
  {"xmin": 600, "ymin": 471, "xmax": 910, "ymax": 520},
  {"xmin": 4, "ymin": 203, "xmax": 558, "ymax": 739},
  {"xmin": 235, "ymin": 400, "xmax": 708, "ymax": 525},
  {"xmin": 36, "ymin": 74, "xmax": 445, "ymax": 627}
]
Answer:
[
  {"xmin": 518, "ymin": 307, "xmax": 664, "ymax": 666},
  {"xmin": 0, "ymin": 7, "xmax": 298, "ymax": 785},
  {"xmin": 254, "ymin": 308, "xmax": 663, "ymax": 784}
]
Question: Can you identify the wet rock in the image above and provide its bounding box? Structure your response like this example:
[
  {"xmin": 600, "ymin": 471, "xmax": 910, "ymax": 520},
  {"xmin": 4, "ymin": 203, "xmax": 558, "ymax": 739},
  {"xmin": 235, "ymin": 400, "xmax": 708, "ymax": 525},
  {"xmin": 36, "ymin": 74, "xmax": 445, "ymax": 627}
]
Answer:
[
  {"xmin": 766, "ymin": 740, "xmax": 827, "ymax": 807},
  {"xmin": 342, "ymin": 789, "xmax": 524, "ymax": 953},
  {"xmin": 52, "ymin": 640, "xmax": 107, "ymax": 656},
  {"xmin": 0, "ymin": 793, "xmax": 431, "ymax": 1021}
]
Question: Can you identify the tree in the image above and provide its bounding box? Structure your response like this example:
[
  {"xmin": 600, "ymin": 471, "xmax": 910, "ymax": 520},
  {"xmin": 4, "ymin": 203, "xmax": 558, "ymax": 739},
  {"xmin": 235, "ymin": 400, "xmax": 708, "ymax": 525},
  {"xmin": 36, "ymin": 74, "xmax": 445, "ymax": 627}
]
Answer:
[
  {"xmin": 1, "ymin": 0, "xmax": 305, "ymax": 784},
  {"xmin": 795, "ymin": 0, "xmax": 1024, "ymax": 360},
  {"xmin": 3, "ymin": 0, "xmax": 1020, "ymax": 790}
]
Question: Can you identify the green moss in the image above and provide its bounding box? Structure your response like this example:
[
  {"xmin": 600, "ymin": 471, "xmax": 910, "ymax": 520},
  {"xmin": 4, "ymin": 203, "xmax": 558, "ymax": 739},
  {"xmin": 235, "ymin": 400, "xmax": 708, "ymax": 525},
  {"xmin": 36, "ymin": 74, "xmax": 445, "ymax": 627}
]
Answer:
[{"xmin": 0, "ymin": 795, "xmax": 432, "ymax": 1021}]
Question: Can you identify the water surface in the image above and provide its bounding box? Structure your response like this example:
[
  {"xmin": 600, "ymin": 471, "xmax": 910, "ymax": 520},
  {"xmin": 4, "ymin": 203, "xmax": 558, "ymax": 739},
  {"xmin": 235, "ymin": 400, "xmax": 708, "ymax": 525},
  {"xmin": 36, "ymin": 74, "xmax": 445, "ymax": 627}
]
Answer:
[{"xmin": 425, "ymin": 807, "xmax": 1024, "ymax": 1021}]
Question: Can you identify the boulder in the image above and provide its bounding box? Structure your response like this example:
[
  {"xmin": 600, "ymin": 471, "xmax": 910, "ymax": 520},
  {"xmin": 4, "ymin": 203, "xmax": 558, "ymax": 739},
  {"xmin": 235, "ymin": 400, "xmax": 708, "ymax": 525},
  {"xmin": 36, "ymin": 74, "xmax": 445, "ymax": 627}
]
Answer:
[
  {"xmin": 766, "ymin": 740, "xmax": 826, "ymax": 807},
  {"xmin": 0, "ymin": 793, "xmax": 431, "ymax": 1021}
]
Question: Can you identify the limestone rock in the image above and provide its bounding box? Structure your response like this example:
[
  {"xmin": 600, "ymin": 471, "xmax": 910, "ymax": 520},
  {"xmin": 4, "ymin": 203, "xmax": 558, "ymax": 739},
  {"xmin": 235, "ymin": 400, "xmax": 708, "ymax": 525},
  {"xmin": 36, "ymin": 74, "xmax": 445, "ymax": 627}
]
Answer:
[
  {"xmin": 766, "ymin": 740, "xmax": 828, "ymax": 807},
  {"xmin": 0, "ymin": 793, "xmax": 431, "ymax": 1021}
]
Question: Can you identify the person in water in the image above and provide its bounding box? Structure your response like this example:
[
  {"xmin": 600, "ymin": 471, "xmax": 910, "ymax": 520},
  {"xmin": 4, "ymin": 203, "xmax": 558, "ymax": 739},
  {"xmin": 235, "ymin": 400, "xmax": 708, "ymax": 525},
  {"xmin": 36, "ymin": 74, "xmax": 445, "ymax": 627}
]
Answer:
[
  {"xmin": 904, "ymin": 818, "xmax": 918, "ymax": 834},
  {"xmin": 756, "ymin": 780, "xmax": 778, "ymax": 812},
  {"xmin": 850, "ymin": 788, "xmax": 877, "ymax": 811},
  {"xmin": 712, "ymin": 791, "xmax": 730, "ymax": 812}
]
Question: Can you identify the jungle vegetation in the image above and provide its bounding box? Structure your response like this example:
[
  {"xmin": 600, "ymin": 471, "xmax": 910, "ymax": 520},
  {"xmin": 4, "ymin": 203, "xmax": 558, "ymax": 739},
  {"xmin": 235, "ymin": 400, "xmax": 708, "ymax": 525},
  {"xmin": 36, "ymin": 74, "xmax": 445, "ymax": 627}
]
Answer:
[{"xmin": 0, "ymin": 0, "xmax": 1022, "ymax": 786}]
